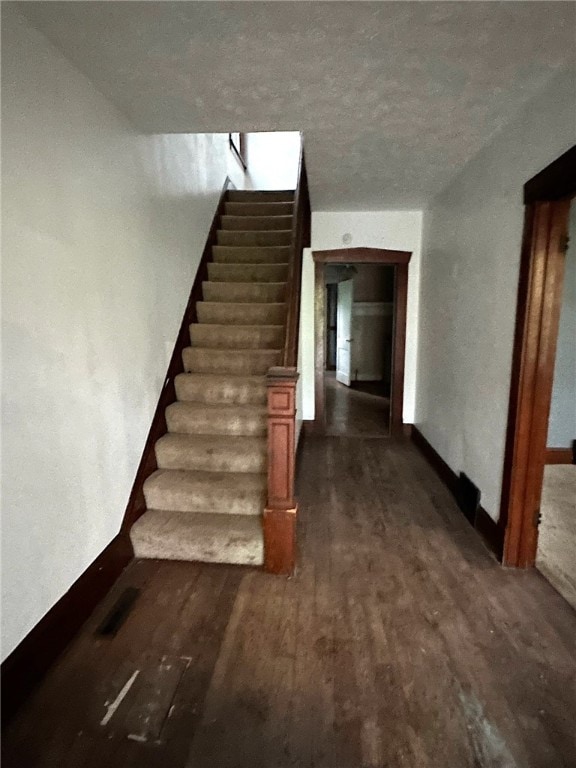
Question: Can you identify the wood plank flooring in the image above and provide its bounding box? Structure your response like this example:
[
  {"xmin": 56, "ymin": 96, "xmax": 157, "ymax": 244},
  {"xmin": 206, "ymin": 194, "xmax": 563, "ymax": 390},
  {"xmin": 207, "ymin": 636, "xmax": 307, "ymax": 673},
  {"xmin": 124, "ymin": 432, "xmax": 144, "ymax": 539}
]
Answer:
[
  {"xmin": 324, "ymin": 373, "xmax": 390, "ymax": 437},
  {"xmin": 3, "ymin": 436, "xmax": 576, "ymax": 768}
]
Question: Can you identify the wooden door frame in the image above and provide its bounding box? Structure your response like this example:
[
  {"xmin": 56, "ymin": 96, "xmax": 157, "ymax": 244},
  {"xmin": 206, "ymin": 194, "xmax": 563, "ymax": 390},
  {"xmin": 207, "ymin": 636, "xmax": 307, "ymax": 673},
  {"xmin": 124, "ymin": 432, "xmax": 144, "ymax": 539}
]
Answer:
[
  {"xmin": 312, "ymin": 247, "xmax": 411, "ymax": 436},
  {"xmin": 500, "ymin": 145, "xmax": 575, "ymax": 568}
]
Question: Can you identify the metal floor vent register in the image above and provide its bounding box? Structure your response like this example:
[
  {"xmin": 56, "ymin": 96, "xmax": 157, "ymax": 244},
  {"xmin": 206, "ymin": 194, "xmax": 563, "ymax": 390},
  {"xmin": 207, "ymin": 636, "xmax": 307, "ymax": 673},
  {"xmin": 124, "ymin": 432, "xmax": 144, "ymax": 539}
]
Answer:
[{"xmin": 96, "ymin": 587, "xmax": 140, "ymax": 637}]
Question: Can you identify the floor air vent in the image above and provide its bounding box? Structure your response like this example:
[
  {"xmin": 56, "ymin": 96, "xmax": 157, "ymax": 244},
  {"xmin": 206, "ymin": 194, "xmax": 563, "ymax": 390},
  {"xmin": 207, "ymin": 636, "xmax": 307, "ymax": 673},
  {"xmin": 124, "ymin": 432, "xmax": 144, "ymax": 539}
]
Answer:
[{"xmin": 96, "ymin": 587, "xmax": 140, "ymax": 637}]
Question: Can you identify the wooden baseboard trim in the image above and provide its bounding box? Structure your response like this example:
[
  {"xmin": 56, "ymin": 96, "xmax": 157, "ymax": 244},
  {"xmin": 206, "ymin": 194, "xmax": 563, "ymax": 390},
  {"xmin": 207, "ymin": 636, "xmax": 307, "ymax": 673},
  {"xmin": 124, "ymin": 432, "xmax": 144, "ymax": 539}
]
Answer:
[
  {"xmin": 411, "ymin": 426, "xmax": 504, "ymax": 560},
  {"xmin": 545, "ymin": 447, "xmax": 574, "ymax": 465},
  {"xmin": 474, "ymin": 505, "xmax": 505, "ymax": 561},
  {"xmin": 1, "ymin": 534, "xmax": 133, "ymax": 725},
  {"xmin": 411, "ymin": 426, "xmax": 459, "ymax": 496}
]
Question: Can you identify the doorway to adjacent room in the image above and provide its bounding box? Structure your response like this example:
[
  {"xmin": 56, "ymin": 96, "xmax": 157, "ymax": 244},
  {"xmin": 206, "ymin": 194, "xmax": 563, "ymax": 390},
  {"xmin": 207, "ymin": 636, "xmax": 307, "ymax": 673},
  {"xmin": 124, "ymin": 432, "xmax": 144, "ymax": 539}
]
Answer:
[
  {"xmin": 323, "ymin": 264, "xmax": 395, "ymax": 436},
  {"xmin": 501, "ymin": 146, "xmax": 576, "ymax": 584},
  {"xmin": 313, "ymin": 247, "xmax": 411, "ymax": 437}
]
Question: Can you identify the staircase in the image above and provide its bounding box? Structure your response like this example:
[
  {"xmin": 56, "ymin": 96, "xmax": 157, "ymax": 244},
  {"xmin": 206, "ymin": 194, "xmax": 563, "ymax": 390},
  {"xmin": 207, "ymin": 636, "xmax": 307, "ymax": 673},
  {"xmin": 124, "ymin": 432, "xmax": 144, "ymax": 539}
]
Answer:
[{"xmin": 130, "ymin": 190, "xmax": 295, "ymax": 566}]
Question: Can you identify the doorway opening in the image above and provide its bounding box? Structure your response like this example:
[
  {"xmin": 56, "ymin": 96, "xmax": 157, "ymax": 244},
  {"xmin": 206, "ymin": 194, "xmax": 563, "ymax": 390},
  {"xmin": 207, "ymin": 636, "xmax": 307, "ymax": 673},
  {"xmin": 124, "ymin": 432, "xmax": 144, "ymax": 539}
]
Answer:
[
  {"xmin": 313, "ymin": 247, "xmax": 411, "ymax": 437},
  {"xmin": 537, "ymin": 200, "xmax": 576, "ymax": 607},
  {"xmin": 323, "ymin": 264, "xmax": 394, "ymax": 436},
  {"xmin": 500, "ymin": 146, "xmax": 576, "ymax": 590}
]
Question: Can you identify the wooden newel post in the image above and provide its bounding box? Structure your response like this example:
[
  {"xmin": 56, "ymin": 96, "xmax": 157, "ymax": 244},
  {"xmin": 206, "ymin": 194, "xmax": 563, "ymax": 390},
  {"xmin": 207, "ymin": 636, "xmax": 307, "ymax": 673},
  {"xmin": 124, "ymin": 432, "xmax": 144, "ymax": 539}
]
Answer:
[{"xmin": 264, "ymin": 366, "xmax": 299, "ymax": 574}]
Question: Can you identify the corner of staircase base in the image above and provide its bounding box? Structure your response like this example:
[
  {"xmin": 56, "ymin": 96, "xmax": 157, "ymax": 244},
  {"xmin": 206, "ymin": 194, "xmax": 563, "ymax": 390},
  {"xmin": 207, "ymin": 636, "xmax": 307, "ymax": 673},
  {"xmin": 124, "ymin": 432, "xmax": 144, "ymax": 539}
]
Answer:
[
  {"xmin": 130, "ymin": 510, "xmax": 264, "ymax": 567},
  {"xmin": 263, "ymin": 505, "xmax": 298, "ymax": 575}
]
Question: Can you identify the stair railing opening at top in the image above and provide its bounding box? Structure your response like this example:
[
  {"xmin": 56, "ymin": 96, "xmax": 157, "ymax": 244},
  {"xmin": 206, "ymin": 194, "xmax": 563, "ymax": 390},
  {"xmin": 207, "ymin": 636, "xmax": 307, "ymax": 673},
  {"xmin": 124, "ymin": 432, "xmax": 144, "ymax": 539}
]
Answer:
[{"xmin": 263, "ymin": 142, "xmax": 311, "ymax": 575}]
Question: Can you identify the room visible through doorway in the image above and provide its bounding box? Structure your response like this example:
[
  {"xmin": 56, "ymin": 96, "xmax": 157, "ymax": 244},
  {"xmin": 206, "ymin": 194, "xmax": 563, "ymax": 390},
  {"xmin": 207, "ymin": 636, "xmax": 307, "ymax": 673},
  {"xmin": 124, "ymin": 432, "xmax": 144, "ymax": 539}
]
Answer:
[
  {"xmin": 313, "ymin": 247, "xmax": 411, "ymax": 438},
  {"xmin": 535, "ymin": 196, "xmax": 576, "ymax": 608},
  {"xmin": 324, "ymin": 263, "xmax": 394, "ymax": 437},
  {"xmin": 501, "ymin": 145, "xmax": 576, "ymax": 579}
]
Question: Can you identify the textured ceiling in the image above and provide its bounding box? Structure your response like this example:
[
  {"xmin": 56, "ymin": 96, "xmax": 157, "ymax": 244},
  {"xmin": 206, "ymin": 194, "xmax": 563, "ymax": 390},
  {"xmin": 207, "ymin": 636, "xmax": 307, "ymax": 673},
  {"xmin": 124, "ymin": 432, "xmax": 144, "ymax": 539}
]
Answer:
[{"xmin": 16, "ymin": 1, "xmax": 576, "ymax": 209}]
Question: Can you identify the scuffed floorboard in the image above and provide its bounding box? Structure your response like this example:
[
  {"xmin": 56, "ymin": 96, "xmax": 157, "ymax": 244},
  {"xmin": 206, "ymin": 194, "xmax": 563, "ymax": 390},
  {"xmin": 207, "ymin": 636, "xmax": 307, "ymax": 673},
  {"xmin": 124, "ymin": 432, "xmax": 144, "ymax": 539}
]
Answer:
[{"xmin": 3, "ymin": 437, "xmax": 576, "ymax": 767}]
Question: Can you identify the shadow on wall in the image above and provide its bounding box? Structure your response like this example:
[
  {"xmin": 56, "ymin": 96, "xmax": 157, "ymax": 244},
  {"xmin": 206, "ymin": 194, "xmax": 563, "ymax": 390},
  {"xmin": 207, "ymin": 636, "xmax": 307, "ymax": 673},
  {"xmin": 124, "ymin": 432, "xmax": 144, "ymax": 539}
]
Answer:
[{"xmin": 244, "ymin": 131, "xmax": 301, "ymax": 190}]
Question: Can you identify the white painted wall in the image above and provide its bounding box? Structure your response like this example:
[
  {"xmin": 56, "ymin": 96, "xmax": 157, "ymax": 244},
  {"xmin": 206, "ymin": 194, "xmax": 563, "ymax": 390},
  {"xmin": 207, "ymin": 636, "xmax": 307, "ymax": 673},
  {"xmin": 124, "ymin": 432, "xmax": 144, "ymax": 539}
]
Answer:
[
  {"xmin": 352, "ymin": 303, "xmax": 393, "ymax": 382},
  {"xmin": 296, "ymin": 247, "xmax": 316, "ymax": 433},
  {"xmin": 1, "ymin": 8, "xmax": 246, "ymax": 661},
  {"xmin": 416, "ymin": 65, "xmax": 576, "ymax": 522},
  {"xmin": 297, "ymin": 212, "xmax": 424, "ymax": 422},
  {"xmin": 548, "ymin": 203, "xmax": 576, "ymax": 449},
  {"xmin": 245, "ymin": 131, "xmax": 300, "ymax": 190}
]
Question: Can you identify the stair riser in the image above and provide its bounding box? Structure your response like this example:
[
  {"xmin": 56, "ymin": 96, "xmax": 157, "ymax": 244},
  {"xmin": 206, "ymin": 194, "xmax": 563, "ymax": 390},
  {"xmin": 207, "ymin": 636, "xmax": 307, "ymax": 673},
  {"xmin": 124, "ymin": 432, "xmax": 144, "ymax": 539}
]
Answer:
[
  {"xmin": 197, "ymin": 302, "xmax": 286, "ymax": 325},
  {"xmin": 224, "ymin": 202, "xmax": 293, "ymax": 217},
  {"xmin": 220, "ymin": 215, "xmax": 293, "ymax": 231},
  {"xmin": 166, "ymin": 407, "xmax": 267, "ymax": 437},
  {"xmin": 144, "ymin": 483, "xmax": 264, "ymax": 516},
  {"xmin": 227, "ymin": 190, "xmax": 294, "ymax": 203},
  {"xmin": 212, "ymin": 246, "xmax": 291, "ymax": 264},
  {"xmin": 156, "ymin": 444, "xmax": 266, "ymax": 474},
  {"xmin": 132, "ymin": 532, "xmax": 264, "ymax": 565},
  {"xmin": 217, "ymin": 230, "xmax": 291, "ymax": 247},
  {"xmin": 203, "ymin": 282, "xmax": 286, "ymax": 303},
  {"xmin": 190, "ymin": 325, "xmax": 284, "ymax": 350},
  {"xmin": 175, "ymin": 374, "xmax": 266, "ymax": 405},
  {"xmin": 207, "ymin": 263, "xmax": 289, "ymax": 283},
  {"xmin": 183, "ymin": 348, "xmax": 280, "ymax": 376},
  {"xmin": 130, "ymin": 511, "xmax": 264, "ymax": 565}
]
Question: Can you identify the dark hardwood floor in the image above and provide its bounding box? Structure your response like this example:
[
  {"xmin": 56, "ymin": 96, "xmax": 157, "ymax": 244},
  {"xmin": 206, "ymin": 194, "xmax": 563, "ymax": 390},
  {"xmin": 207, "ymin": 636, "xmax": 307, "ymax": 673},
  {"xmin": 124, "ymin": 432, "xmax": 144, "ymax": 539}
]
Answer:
[
  {"xmin": 324, "ymin": 373, "xmax": 390, "ymax": 437},
  {"xmin": 3, "ymin": 436, "xmax": 576, "ymax": 768}
]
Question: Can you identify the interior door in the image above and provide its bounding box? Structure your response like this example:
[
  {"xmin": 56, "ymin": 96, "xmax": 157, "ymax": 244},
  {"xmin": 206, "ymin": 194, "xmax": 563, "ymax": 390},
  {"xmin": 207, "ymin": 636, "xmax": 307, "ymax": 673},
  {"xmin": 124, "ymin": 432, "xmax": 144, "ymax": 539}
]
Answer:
[{"xmin": 336, "ymin": 279, "xmax": 354, "ymax": 386}]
